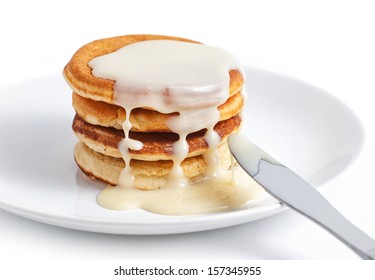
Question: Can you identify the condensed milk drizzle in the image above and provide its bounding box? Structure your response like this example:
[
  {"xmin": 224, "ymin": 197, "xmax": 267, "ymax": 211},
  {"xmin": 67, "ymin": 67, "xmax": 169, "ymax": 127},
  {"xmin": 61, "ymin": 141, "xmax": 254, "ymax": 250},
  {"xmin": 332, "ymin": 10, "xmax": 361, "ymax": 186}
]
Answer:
[{"xmin": 88, "ymin": 40, "xmax": 261, "ymax": 214}]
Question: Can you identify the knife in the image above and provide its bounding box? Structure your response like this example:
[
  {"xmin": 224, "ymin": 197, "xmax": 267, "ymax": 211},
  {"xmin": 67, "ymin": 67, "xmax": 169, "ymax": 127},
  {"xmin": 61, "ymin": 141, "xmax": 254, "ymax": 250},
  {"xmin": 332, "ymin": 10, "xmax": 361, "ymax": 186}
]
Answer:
[{"xmin": 228, "ymin": 133, "xmax": 375, "ymax": 259}]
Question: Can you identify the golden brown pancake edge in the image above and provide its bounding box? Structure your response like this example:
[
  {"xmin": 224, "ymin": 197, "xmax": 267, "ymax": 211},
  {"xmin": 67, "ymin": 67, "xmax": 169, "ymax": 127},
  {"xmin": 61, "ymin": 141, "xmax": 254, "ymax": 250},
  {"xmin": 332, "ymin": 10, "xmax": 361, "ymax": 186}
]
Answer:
[
  {"xmin": 63, "ymin": 34, "xmax": 244, "ymax": 105},
  {"xmin": 72, "ymin": 114, "xmax": 242, "ymax": 160},
  {"xmin": 74, "ymin": 141, "xmax": 231, "ymax": 189}
]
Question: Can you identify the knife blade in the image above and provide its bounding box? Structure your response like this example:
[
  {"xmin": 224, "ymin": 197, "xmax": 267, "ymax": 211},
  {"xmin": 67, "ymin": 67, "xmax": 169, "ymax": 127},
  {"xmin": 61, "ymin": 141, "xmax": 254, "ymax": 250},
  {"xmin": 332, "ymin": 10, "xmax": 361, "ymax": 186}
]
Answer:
[{"xmin": 228, "ymin": 133, "xmax": 375, "ymax": 259}]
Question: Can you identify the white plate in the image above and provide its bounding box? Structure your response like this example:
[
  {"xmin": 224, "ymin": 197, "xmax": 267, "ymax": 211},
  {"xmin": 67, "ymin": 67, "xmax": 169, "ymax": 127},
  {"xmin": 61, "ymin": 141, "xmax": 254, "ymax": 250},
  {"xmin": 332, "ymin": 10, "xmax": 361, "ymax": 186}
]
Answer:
[{"xmin": 0, "ymin": 67, "xmax": 363, "ymax": 234}]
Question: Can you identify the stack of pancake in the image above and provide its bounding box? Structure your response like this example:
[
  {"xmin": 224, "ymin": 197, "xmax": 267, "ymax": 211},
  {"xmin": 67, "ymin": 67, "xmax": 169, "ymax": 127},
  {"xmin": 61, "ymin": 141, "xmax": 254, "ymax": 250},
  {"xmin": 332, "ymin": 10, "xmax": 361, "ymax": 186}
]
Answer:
[{"xmin": 63, "ymin": 34, "xmax": 245, "ymax": 190}]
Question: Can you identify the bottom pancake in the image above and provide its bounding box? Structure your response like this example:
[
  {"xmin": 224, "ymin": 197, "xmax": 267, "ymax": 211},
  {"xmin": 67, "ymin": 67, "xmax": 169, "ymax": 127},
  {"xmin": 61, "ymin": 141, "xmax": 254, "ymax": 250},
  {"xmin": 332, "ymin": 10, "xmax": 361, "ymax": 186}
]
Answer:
[{"xmin": 74, "ymin": 141, "xmax": 231, "ymax": 190}]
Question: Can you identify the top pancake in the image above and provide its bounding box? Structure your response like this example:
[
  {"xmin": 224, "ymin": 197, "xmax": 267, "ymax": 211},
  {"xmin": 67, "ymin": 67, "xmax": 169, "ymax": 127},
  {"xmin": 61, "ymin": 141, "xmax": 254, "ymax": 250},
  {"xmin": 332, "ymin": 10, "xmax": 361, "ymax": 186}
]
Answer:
[{"xmin": 63, "ymin": 34, "xmax": 244, "ymax": 105}]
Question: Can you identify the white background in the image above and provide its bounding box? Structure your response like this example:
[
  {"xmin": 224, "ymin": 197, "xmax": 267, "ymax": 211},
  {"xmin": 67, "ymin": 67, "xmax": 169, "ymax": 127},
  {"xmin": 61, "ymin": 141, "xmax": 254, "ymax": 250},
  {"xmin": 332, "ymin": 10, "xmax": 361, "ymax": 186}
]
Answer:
[{"xmin": 0, "ymin": 0, "xmax": 375, "ymax": 265}]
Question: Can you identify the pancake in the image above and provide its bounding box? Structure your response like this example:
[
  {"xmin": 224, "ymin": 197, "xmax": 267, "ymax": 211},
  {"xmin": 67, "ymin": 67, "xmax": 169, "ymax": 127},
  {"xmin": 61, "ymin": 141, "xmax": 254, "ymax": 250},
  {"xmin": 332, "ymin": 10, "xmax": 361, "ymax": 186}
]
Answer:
[
  {"xmin": 63, "ymin": 34, "xmax": 244, "ymax": 105},
  {"xmin": 74, "ymin": 141, "xmax": 231, "ymax": 189},
  {"xmin": 72, "ymin": 114, "xmax": 241, "ymax": 160},
  {"xmin": 64, "ymin": 34, "xmax": 246, "ymax": 195},
  {"xmin": 72, "ymin": 91, "xmax": 244, "ymax": 131}
]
